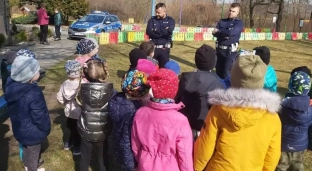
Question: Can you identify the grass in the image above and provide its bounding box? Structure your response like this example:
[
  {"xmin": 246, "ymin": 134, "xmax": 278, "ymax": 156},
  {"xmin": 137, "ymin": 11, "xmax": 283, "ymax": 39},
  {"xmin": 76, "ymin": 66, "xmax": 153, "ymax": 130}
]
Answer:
[{"xmin": 2, "ymin": 40, "xmax": 312, "ymax": 171}]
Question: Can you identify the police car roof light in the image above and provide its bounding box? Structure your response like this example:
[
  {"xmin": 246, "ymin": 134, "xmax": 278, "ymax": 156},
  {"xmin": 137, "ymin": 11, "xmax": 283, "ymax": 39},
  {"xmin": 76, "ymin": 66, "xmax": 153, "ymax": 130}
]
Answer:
[{"xmin": 91, "ymin": 10, "xmax": 109, "ymax": 15}]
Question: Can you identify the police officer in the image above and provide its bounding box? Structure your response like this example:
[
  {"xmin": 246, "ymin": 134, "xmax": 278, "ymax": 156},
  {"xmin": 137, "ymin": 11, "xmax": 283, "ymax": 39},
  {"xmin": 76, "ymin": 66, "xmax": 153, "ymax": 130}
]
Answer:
[
  {"xmin": 146, "ymin": 3, "xmax": 175, "ymax": 68},
  {"xmin": 213, "ymin": 3, "xmax": 244, "ymax": 79}
]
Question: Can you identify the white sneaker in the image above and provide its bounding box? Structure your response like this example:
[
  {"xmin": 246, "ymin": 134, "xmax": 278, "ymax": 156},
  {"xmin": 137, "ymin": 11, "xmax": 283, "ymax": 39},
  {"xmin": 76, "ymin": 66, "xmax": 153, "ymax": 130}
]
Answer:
[{"xmin": 37, "ymin": 168, "xmax": 45, "ymax": 171}]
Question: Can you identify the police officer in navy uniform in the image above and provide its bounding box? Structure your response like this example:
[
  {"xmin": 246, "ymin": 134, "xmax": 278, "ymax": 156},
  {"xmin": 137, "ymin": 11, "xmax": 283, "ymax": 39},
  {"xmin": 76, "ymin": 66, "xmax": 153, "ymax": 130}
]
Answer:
[
  {"xmin": 213, "ymin": 3, "xmax": 243, "ymax": 79},
  {"xmin": 146, "ymin": 3, "xmax": 175, "ymax": 68}
]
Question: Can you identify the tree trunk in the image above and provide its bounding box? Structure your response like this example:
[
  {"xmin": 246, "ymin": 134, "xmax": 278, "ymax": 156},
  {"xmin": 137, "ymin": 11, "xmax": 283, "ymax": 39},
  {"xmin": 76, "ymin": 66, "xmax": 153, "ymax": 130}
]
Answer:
[
  {"xmin": 275, "ymin": 0, "xmax": 284, "ymax": 32},
  {"xmin": 249, "ymin": 6, "xmax": 254, "ymax": 28}
]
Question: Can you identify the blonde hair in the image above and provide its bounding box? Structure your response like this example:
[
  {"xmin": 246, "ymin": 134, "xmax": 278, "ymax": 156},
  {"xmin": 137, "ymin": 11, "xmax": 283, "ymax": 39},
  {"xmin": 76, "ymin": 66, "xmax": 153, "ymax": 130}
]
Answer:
[{"xmin": 83, "ymin": 59, "xmax": 109, "ymax": 83}]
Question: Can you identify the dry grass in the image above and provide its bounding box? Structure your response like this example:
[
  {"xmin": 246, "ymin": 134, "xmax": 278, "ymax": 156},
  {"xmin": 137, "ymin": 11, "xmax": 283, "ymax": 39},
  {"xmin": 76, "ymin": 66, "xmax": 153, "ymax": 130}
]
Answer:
[{"xmin": 2, "ymin": 40, "xmax": 312, "ymax": 171}]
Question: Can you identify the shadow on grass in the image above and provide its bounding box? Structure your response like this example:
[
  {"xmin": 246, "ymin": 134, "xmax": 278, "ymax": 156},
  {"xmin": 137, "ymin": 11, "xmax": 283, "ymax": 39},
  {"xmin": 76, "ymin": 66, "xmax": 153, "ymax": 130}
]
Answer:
[
  {"xmin": 170, "ymin": 54, "xmax": 196, "ymax": 68},
  {"xmin": 0, "ymin": 124, "xmax": 10, "ymax": 171}
]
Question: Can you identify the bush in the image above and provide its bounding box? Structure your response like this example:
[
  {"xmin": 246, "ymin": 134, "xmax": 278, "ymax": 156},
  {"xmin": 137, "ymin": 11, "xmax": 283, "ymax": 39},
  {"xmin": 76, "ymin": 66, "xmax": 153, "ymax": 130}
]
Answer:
[
  {"xmin": 32, "ymin": 26, "xmax": 40, "ymax": 32},
  {"xmin": 48, "ymin": 29, "xmax": 53, "ymax": 37},
  {"xmin": 11, "ymin": 14, "xmax": 37, "ymax": 24},
  {"xmin": 0, "ymin": 34, "xmax": 6, "ymax": 48},
  {"xmin": 12, "ymin": 23, "xmax": 17, "ymax": 33},
  {"xmin": 15, "ymin": 31, "xmax": 28, "ymax": 42}
]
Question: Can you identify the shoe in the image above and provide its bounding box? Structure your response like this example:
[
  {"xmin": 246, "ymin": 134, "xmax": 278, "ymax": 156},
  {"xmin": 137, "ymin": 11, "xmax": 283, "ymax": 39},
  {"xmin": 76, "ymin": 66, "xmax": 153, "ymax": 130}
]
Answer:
[
  {"xmin": 64, "ymin": 142, "xmax": 73, "ymax": 150},
  {"xmin": 39, "ymin": 42, "xmax": 44, "ymax": 44},
  {"xmin": 38, "ymin": 159, "xmax": 44, "ymax": 167},
  {"xmin": 54, "ymin": 38, "xmax": 60, "ymax": 41},
  {"xmin": 72, "ymin": 146, "xmax": 81, "ymax": 156},
  {"xmin": 37, "ymin": 168, "xmax": 45, "ymax": 171},
  {"xmin": 43, "ymin": 42, "xmax": 50, "ymax": 45}
]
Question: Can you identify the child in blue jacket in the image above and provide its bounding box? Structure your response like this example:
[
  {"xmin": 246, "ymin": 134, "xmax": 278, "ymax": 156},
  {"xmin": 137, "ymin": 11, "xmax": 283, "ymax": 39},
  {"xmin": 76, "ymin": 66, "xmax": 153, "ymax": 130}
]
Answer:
[
  {"xmin": 276, "ymin": 71, "xmax": 312, "ymax": 171},
  {"xmin": 4, "ymin": 55, "xmax": 51, "ymax": 171},
  {"xmin": 253, "ymin": 46, "xmax": 277, "ymax": 92}
]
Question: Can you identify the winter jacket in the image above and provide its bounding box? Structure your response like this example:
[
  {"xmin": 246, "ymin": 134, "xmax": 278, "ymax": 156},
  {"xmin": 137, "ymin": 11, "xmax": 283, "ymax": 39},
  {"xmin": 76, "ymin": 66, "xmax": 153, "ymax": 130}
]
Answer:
[
  {"xmin": 264, "ymin": 65, "xmax": 277, "ymax": 92},
  {"xmin": 194, "ymin": 88, "xmax": 282, "ymax": 171},
  {"xmin": 108, "ymin": 92, "xmax": 142, "ymax": 170},
  {"xmin": 1, "ymin": 60, "xmax": 10, "ymax": 92},
  {"xmin": 77, "ymin": 82, "xmax": 114, "ymax": 142},
  {"xmin": 279, "ymin": 95, "xmax": 312, "ymax": 152},
  {"xmin": 54, "ymin": 12, "xmax": 62, "ymax": 26},
  {"xmin": 131, "ymin": 101, "xmax": 193, "ymax": 171},
  {"xmin": 56, "ymin": 79, "xmax": 81, "ymax": 119},
  {"xmin": 4, "ymin": 78, "xmax": 51, "ymax": 146},
  {"xmin": 175, "ymin": 71, "xmax": 225, "ymax": 131},
  {"xmin": 37, "ymin": 7, "xmax": 49, "ymax": 25}
]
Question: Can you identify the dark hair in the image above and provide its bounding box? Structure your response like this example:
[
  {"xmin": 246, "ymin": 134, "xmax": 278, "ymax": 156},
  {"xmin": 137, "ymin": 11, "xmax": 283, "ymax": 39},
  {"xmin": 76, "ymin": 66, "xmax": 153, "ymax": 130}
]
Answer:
[
  {"xmin": 291, "ymin": 66, "xmax": 312, "ymax": 77},
  {"xmin": 40, "ymin": 3, "xmax": 45, "ymax": 7},
  {"xmin": 139, "ymin": 42, "xmax": 155, "ymax": 56},
  {"xmin": 83, "ymin": 59, "xmax": 109, "ymax": 83},
  {"xmin": 230, "ymin": 3, "xmax": 240, "ymax": 8},
  {"xmin": 156, "ymin": 3, "xmax": 166, "ymax": 9}
]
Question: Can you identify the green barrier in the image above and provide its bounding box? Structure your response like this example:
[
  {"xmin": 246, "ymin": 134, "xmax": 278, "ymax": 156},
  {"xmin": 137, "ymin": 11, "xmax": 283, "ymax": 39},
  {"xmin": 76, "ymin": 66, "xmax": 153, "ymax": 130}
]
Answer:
[
  {"xmin": 185, "ymin": 32, "xmax": 194, "ymax": 41},
  {"xmin": 266, "ymin": 28, "xmax": 272, "ymax": 33},
  {"xmin": 285, "ymin": 32, "xmax": 292, "ymax": 40},
  {"xmin": 124, "ymin": 25, "xmax": 133, "ymax": 31},
  {"xmin": 302, "ymin": 33, "xmax": 308, "ymax": 40},
  {"xmin": 135, "ymin": 32, "xmax": 144, "ymax": 41},
  {"xmin": 86, "ymin": 33, "xmax": 99, "ymax": 42},
  {"xmin": 266, "ymin": 33, "xmax": 272, "ymax": 40},
  {"xmin": 251, "ymin": 32, "xmax": 259, "ymax": 40},
  {"xmin": 240, "ymin": 33, "xmax": 245, "ymax": 40},
  {"xmin": 118, "ymin": 32, "xmax": 127, "ymax": 43},
  {"xmin": 251, "ymin": 28, "xmax": 256, "ymax": 33},
  {"xmin": 194, "ymin": 27, "xmax": 202, "ymax": 33}
]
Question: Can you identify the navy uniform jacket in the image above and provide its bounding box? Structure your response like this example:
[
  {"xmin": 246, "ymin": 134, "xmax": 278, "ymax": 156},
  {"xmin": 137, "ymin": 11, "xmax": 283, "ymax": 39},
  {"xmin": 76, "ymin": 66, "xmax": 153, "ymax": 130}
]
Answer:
[
  {"xmin": 146, "ymin": 16, "xmax": 175, "ymax": 45},
  {"xmin": 213, "ymin": 18, "xmax": 243, "ymax": 46}
]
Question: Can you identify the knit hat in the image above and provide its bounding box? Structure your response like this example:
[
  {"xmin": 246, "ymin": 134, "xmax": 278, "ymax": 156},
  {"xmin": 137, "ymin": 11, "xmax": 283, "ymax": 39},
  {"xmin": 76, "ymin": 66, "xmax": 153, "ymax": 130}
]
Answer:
[
  {"xmin": 231, "ymin": 55, "xmax": 267, "ymax": 89},
  {"xmin": 64, "ymin": 60, "xmax": 81, "ymax": 78},
  {"xmin": 11, "ymin": 55, "xmax": 40, "ymax": 83},
  {"xmin": 136, "ymin": 59, "xmax": 157, "ymax": 75},
  {"xmin": 148, "ymin": 68, "xmax": 179, "ymax": 99},
  {"xmin": 122, "ymin": 70, "xmax": 150, "ymax": 98},
  {"xmin": 253, "ymin": 46, "xmax": 270, "ymax": 65},
  {"xmin": 129, "ymin": 48, "xmax": 147, "ymax": 68},
  {"xmin": 290, "ymin": 66, "xmax": 311, "ymax": 77},
  {"xmin": 288, "ymin": 71, "xmax": 311, "ymax": 95},
  {"xmin": 5, "ymin": 51, "xmax": 17, "ymax": 64},
  {"xmin": 16, "ymin": 49, "xmax": 36, "ymax": 58},
  {"xmin": 195, "ymin": 44, "xmax": 216, "ymax": 71},
  {"xmin": 76, "ymin": 38, "xmax": 98, "ymax": 55},
  {"xmin": 164, "ymin": 60, "xmax": 180, "ymax": 75}
]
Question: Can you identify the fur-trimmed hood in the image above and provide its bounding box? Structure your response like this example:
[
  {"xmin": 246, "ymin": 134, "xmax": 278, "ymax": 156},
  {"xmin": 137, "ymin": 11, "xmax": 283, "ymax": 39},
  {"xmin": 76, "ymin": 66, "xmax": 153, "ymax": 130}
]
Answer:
[
  {"xmin": 207, "ymin": 88, "xmax": 282, "ymax": 130},
  {"xmin": 208, "ymin": 88, "xmax": 281, "ymax": 113}
]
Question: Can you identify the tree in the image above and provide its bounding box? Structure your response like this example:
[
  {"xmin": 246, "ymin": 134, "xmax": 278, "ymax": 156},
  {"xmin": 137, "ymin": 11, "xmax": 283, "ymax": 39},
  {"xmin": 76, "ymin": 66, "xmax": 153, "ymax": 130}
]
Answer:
[{"xmin": 249, "ymin": 0, "xmax": 272, "ymax": 27}]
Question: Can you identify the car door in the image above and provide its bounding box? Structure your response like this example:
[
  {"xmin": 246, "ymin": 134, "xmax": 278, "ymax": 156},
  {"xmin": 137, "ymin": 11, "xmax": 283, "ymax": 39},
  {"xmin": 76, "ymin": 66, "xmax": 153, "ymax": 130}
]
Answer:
[
  {"xmin": 111, "ymin": 16, "xmax": 120, "ymax": 31},
  {"xmin": 105, "ymin": 16, "xmax": 114, "ymax": 32}
]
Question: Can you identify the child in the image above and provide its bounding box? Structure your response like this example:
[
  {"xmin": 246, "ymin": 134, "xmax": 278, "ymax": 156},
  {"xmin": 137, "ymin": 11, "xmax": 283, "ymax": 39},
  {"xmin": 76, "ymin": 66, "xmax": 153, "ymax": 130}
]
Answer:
[
  {"xmin": 136, "ymin": 59, "xmax": 157, "ymax": 75},
  {"xmin": 75, "ymin": 38, "xmax": 100, "ymax": 65},
  {"xmin": 139, "ymin": 41, "xmax": 159, "ymax": 68},
  {"xmin": 194, "ymin": 55, "xmax": 282, "ymax": 171},
  {"xmin": 108, "ymin": 70, "xmax": 151, "ymax": 171},
  {"xmin": 164, "ymin": 60, "xmax": 180, "ymax": 75},
  {"xmin": 289, "ymin": 66, "xmax": 312, "ymax": 99},
  {"xmin": 131, "ymin": 68, "xmax": 193, "ymax": 171},
  {"xmin": 1, "ymin": 50, "xmax": 16, "ymax": 92},
  {"xmin": 128, "ymin": 48, "xmax": 147, "ymax": 71},
  {"xmin": 4, "ymin": 55, "xmax": 51, "ymax": 171},
  {"xmin": 253, "ymin": 46, "xmax": 277, "ymax": 92},
  {"xmin": 56, "ymin": 60, "xmax": 82, "ymax": 155},
  {"xmin": 76, "ymin": 58, "xmax": 114, "ymax": 171},
  {"xmin": 175, "ymin": 44, "xmax": 225, "ymax": 139},
  {"xmin": 276, "ymin": 71, "xmax": 312, "ymax": 171}
]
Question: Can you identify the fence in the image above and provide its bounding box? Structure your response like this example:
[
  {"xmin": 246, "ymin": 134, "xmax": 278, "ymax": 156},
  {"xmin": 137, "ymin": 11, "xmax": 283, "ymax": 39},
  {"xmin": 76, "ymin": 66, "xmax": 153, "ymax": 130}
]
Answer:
[{"xmin": 87, "ymin": 25, "xmax": 312, "ymax": 45}]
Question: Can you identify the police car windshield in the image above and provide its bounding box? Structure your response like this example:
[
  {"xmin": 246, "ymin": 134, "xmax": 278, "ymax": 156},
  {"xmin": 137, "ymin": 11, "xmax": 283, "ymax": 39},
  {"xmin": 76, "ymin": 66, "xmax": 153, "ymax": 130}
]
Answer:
[{"xmin": 79, "ymin": 15, "xmax": 105, "ymax": 23}]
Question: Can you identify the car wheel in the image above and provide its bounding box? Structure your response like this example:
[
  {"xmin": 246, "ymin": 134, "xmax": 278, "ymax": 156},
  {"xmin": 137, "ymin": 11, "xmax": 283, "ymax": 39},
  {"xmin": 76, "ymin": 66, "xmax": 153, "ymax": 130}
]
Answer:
[
  {"xmin": 101, "ymin": 29, "xmax": 105, "ymax": 33},
  {"xmin": 118, "ymin": 27, "xmax": 121, "ymax": 32}
]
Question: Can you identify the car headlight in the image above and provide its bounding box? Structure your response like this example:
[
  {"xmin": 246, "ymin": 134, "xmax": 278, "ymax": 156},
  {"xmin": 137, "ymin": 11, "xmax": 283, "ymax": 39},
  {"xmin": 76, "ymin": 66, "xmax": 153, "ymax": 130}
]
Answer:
[{"xmin": 89, "ymin": 27, "xmax": 99, "ymax": 31}]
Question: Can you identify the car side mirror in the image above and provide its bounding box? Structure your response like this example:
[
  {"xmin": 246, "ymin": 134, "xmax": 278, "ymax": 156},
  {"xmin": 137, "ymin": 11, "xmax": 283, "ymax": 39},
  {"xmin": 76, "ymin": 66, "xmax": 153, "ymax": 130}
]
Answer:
[{"xmin": 105, "ymin": 21, "xmax": 111, "ymax": 24}]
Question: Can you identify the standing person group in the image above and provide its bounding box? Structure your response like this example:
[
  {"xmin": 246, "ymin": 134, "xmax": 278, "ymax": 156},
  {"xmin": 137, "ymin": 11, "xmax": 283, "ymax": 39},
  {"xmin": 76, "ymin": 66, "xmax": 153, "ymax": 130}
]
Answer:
[{"xmin": 37, "ymin": 3, "xmax": 63, "ymax": 44}]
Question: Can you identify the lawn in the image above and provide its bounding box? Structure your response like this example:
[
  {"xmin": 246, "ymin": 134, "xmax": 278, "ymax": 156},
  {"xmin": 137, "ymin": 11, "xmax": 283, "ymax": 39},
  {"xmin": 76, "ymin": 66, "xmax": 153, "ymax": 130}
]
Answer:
[{"xmin": 2, "ymin": 40, "xmax": 312, "ymax": 171}]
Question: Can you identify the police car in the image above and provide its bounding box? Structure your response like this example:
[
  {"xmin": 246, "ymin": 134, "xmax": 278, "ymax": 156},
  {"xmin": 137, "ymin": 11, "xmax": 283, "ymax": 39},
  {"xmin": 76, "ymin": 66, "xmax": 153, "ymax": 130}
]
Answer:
[{"xmin": 68, "ymin": 11, "xmax": 122, "ymax": 39}]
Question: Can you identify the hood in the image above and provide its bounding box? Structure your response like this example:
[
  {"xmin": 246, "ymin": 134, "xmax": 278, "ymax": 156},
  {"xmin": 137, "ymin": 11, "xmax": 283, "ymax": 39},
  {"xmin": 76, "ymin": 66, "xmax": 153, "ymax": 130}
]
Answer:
[
  {"xmin": 72, "ymin": 21, "xmax": 99, "ymax": 29},
  {"xmin": 280, "ymin": 95, "xmax": 311, "ymax": 125},
  {"xmin": 108, "ymin": 92, "xmax": 142, "ymax": 123},
  {"xmin": 147, "ymin": 101, "xmax": 185, "ymax": 111},
  {"xmin": 4, "ymin": 77, "xmax": 37, "ymax": 103},
  {"xmin": 61, "ymin": 80, "xmax": 80, "ymax": 101},
  {"xmin": 180, "ymin": 71, "xmax": 224, "ymax": 94},
  {"xmin": 208, "ymin": 88, "xmax": 281, "ymax": 130}
]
